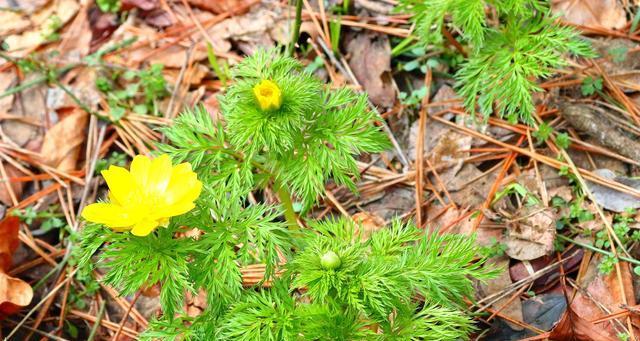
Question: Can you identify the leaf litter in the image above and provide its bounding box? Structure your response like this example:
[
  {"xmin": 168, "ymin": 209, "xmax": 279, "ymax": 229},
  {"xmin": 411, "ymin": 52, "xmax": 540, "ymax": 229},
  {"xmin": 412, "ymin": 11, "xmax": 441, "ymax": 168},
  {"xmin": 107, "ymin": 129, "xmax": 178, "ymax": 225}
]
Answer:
[{"xmin": 0, "ymin": 0, "xmax": 640, "ymax": 339}]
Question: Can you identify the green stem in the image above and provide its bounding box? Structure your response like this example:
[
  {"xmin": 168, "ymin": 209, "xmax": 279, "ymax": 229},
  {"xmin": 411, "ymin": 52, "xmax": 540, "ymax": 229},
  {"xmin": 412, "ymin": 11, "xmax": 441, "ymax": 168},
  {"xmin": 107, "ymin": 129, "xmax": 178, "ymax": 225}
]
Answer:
[
  {"xmin": 558, "ymin": 234, "xmax": 640, "ymax": 266},
  {"xmin": 276, "ymin": 181, "xmax": 299, "ymax": 230},
  {"xmin": 53, "ymin": 79, "xmax": 96, "ymax": 115},
  {"xmin": 288, "ymin": 0, "xmax": 303, "ymax": 57},
  {"xmin": 87, "ymin": 301, "xmax": 106, "ymax": 341},
  {"xmin": 0, "ymin": 75, "xmax": 47, "ymax": 99}
]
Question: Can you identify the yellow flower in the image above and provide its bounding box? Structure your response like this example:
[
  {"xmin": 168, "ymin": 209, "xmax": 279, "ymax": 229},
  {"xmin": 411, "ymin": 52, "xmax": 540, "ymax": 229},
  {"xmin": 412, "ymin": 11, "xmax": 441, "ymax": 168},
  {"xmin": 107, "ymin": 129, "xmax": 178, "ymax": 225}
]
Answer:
[
  {"xmin": 81, "ymin": 154, "xmax": 202, "ymax": 236},
  {"xmin": 253, "ymin": 79, "xmax": 282, "ymax": 111}
]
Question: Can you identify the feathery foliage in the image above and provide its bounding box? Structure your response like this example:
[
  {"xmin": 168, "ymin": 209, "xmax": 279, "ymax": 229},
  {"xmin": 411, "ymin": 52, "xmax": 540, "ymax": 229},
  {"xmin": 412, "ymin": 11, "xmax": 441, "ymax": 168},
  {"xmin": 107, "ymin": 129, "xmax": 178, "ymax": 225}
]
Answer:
[
  {"xmin": 137, "ymin": 218, "xmax": 496, "ymax": 340},
  {"xmin": 78, "ymin": 49, "xmax": 497, "ymax": 340},
  {"xmin": 397, "ymin": 0, "xmax": 595, "ymax": 123}
]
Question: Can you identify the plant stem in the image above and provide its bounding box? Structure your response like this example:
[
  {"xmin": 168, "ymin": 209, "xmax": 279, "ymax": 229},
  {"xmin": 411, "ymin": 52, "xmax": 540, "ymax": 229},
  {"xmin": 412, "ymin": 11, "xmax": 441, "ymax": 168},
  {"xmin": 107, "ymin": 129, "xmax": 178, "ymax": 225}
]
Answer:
[
  {"xmin": 275, "ymin": 181, "xmax": 299, "ymax": 230},
  {"xmin": 87, "ymin": 301, "xmax": 106, "ymax": 341},
  {"xmin": 288, "ymin": 0, "xmax": 303, "ymax": 57},
  {"xmin": 558, "ymin": 234, "xmax": 640, "ymax": 266}
]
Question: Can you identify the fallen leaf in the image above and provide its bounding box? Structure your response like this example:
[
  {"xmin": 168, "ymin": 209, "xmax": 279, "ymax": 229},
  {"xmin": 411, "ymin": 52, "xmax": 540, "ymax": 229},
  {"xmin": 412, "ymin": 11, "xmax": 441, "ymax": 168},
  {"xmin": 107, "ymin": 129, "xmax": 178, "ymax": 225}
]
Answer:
[
  {"xmin": 0, "ymin": 217, "xmax": 20, "ymax": 271},
  {"xmin": 56, "ymin": 3, "xmax": 92, "ymax": 62},
  {"xmin": 39, "ymin": 108, "xmax": 88, "ymax": 171},
  {"xmin": 142, "ymin": 9, "xmax": 174, "ymax": 28},
  {"xmin": 346, "ymin": 32, "xmax": 395, "ymax": 108},
  {"xmin": 187, "ymin": 0, "xmax": 254, "ymax": 14},
  {"xmin": 570, "ymin": 254, "xmax": 638, "ymax": 338},
  {"xmin": 0, "ymin": 0, "xmax": 49, "ymax": 14},
  {"xmin": 505, "ymin": 206, "xmax": 556, "ymax": 261},
  {"xmin": 552, "ymin": 0, "xmax": 626, "ymax": 30},
  {"xmin": 479, "ymin": 257, "xmax": 525, "ymax": 330},
  {"xmin": 509, "ymin": 249, "xmax": 583, "ymax": 291},
  {"xmin": 408, "ymin": 86, "xmax": 470, "ymax": 187},
  {"xmin": 163, "ymin": 64, "xmax": 209, "ymax": 86},
  {"xmin": 0, "ymin": 163, "xmax": 24, "ymax": 207},
  {"xmin": 353, "ymin": 211, "xmax": 384, "ymax": 240},
  {"xmin": 0, "ymin": 216, "xmax": 33, "ymax": 317},
  {"xmin": 0, "ymin": 11, "xmax": 31, "ymax": 37},
  {"xmin": 0, "ymin": 0, "xmax": 49, "ymax": 36},
  {"xmin": 448, "ymin": 164, "xmax": 497, "ymax": 208},
  {"xmin": 0, "ymin": 273, "xmax": 33, "ymax": 317},
  {"xmin": 427, "ymin": 205, "xmax": 502, "ymax": 247},
  {"xmin": 486, "ymin": 293, "xmax": 568, "ymax": 340},
  {"xmin": 2, "ymin": 74, "xmax": 46, "ymax": 147},
  {"xmin": 549, "ymin": 306, "xmax": 617, "ymax": 341},
  {"xmin": 122, "ymin": 0, "xmax": 158, "ymax": 11},
  {"xmin": 88, "ymin": 8, "xmax": 119, "ymax": 51},
  {"xmin": 522, "ymin": 293, "xmax": 567, "ymax": 331},
  {"xmin": 184, "ymin": 288, "xmax": 207, "ymax": 318},
  {"xmin": 427, "ymin": 130, "xmax": 472, "ymax": 185},
  {"xmin": 562, "ymin": 105, "xmax": 640, "ymax": 164},
  {"xmin": 0, "ymin": 71, "xmax": 16, "ymax": 116},
  {"xmin": 4, "ymin": 0, "xmax": 80, "ymax": 54},
  {"xmin": 587, "ymin": 169, "xmax": 640, "ymax": 212},
  {"xmin": 591, "ymin": 39, "xmax": 640, "ymax": 93},
  {"xmin": 408, "ymin": 90, "xmax": 472, "ymax": 188},
  {"xmin": 208, "ymin": 2, "xmax": 294, "ymax": 52},
  {"xmin": 359, "ymin": 187, "xmax": 414, "ymax": 221}
]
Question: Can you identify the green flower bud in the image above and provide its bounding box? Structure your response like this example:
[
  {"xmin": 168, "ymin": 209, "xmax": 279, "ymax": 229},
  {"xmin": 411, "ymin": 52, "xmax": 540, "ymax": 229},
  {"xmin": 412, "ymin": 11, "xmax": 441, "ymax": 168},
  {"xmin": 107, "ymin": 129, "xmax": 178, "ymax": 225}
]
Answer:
[{"xmin": 320, "ymin": 251, "xmax": 341, "ymax": 270}]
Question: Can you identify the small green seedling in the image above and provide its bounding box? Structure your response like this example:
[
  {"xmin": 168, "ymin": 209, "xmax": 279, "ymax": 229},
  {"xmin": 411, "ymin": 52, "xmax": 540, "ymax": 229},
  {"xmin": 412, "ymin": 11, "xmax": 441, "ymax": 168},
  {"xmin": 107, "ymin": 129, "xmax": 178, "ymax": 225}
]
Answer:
[{"xmin": 397, "ymin": 0, "xmax": 595, "ymax": 124}]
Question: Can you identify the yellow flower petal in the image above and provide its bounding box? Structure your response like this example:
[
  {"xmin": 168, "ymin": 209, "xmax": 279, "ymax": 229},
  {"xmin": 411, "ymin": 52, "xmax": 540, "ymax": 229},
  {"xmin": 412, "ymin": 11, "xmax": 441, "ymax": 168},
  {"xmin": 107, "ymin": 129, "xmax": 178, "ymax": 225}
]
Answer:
[
  {"xmin": 131, "ymin": 219, "xmax": 159, "ymax": 236},
  {"xmin": 81, "ymin": 203, "xmax": 137, "ymax": 230},
  {"xmin": 85, "ymin": 154, "xmax": 201, "ymax": 236},
  {"xmin": 253, "ymin": 79, "xmax": 282, "ymax": 111},
  {"xmin": 154, "ymin": 201, "xmax": 196, "ymax": 219},
  {"xmin": 164, "ymin": 164, "xmax": 199, "ymax": 205},
  {"xmin": 146, "ymin": 154, "xmax": 172, "ymax": 197},
  {"xmin": 130, "ymin": 155, "xmax": 151, "ymax": 189},
  {"xmin": 101, "ymin": 166, "xmax": 134, "ymax": 205}
]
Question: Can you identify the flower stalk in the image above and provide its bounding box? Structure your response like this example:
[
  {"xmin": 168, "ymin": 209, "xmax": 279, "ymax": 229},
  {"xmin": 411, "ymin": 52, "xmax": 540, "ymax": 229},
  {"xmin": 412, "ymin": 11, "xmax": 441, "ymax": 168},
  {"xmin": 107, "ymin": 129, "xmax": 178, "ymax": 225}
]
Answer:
[
  {"xmin": 288, "ymin": 0, "xmax": 303, "ymax": 57},
  {"xmin": 275, "ymin": 180, "xmax": 299, "ymax": 230}
]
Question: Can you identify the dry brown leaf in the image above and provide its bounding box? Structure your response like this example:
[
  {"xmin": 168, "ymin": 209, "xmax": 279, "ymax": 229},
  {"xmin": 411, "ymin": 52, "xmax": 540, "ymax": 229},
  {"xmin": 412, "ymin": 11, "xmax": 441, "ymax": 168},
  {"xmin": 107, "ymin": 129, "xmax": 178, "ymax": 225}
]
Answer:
[
  {"xmin": 0, "ymin": 11, "xmax": 31, "ymax": 37},
  {"xmin": 0, "ymin": 0, "xmax": 50, "ymax": 14},
  {"xmin": 0, "ymin": 72, "xmax": 16, "ymax": 116},
  {"xmin": 505, "ymin": 206, "xmax": 555, "ymax": 261},
  {"xmin": 448, "ymin": 164, "xmax": 498, "ymax": 208},
  {"xmin": 478, "ymin": 257, "xmax": 524, "ymax": 331},
  {"xmin": 408, "ymin": 86, "xmax": 469, "ymax": 185},
  {"xmin": 2, "ymin": 74, "xmax": 46, "ymax": 147},
  {"xmin": 164, "ymin": 64, "xmax": 209, "ymax": 86},
  {"xmin": 0, "ymin": 273, "xmax": 33, "ymax": 317},
  {"xmin": 122, "ymin": 0, "xmax": 159, "ymax": 11},
  {"xmin": 56, "ymin": 3, "xmax": 92, "ymax": 61},
  {"xmin": 427, "ymin": 130, "xmax": 472, "ymax": 186},
  {"xmin": 0, "ymin": 163, "xmax": 24, "ymax": 207},
  {"xmin": 549, "ymin": 306, "xmax": 617, "ymax": 341},
  {"xmin": 207, "ymin": 3, "xmax": 295, "ymax": 52},
  {"xmin": 552, "ymin": 0, "xmax": 626, "ymax": 29},
  {"xmin": 353, "ymin": 211, "xmax": 384, "ymax": 240},
  {"xmin": 346, "ymin": 32, "xmax": 395, "ymax": 108},
  {"xmin": 509, "ymin": 249, "xmax": 583, "ymax": 291},
  {"xmin": 0, "ymin": 216, "xmax": 20, "ymax": 271},
  {"xmin": 184, "ymin": 288, "xmax": 208, "ymax": 318},
  {"xmin": 570, "ymin": 254, "xmax": 638, "ymax": 338},
  {"xmin": 187, "ymin": 0, "xmax": 254, "ymax": 14},
  {"xmin": 0, "ymin": 216, "xmax": 33, "ymax": 317},
  {"xmin": 587, "ymin": 169, "xmax": 640, "ymax": 212},
  {"xmin": 0, "ymin": 0, "xmax": 49, "ymax": 36},
  {"xmin": 39, "ymin": 108, "xmax": 88, "ymax": 171},
  {"xmin": 4, "ymin": 0, "xmax": 80, "ymax": 54}
]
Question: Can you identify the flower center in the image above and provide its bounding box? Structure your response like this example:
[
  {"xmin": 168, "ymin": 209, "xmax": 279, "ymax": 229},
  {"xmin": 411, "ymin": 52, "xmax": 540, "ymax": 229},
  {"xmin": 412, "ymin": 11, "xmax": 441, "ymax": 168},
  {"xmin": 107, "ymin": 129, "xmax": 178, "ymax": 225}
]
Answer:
[
  {"xmin": 260, "ymin": 88, "xmax": 273, "ymax": 96},
  {"xmin": 253, "ymin": 79, "xmax": 282, "ymax": 111}
]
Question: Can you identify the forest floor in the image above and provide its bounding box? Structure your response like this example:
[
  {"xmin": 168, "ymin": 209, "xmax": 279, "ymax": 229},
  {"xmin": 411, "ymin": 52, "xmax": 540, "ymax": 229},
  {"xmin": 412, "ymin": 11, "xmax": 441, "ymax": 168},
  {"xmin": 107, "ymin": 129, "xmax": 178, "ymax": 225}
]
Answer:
[{"xmin": 2, "ymin": 0, "xmax": 640, "ymax": 340}]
